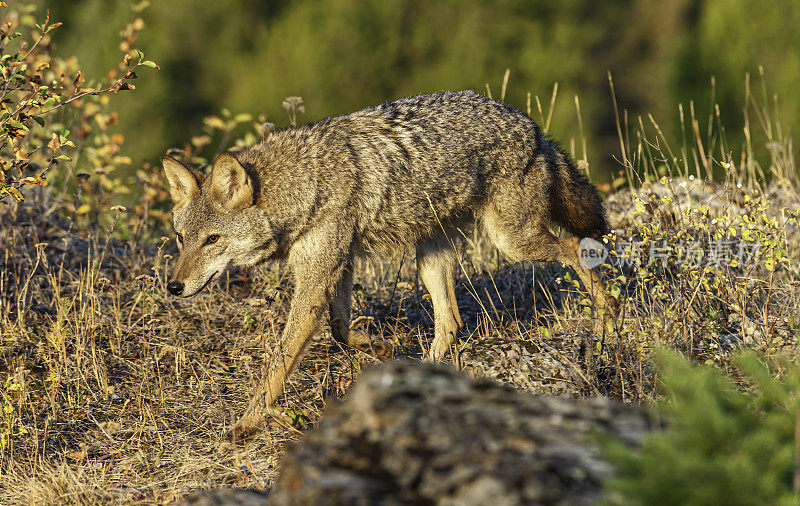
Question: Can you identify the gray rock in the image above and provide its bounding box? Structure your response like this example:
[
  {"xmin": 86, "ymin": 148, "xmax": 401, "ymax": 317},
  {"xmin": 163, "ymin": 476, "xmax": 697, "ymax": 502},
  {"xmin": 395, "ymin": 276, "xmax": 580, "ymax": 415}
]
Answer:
[
  {"xmin": 459, "ymin": 336, "xmax": 582, "ymax": 396},
  {"xmin": 184, "ymin": 488, "xmax": 269, "ymax": 506},
  {"xmin": 268, "ymin": 361, "xmax": 651, "ymax": 505}
]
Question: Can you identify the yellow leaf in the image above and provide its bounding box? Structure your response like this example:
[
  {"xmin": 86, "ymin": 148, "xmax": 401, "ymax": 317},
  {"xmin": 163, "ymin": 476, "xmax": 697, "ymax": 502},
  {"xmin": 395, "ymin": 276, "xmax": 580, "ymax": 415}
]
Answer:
[
  {"xmin": 203, "ymin": 115, "xmax": 226, "ymax": 130},
  {"xmin": 7, "ymin": 187, "xmax": 24, "ymax": 202},
  {"xmin": 48, "ymin": 133, "xmax": 60, "ymax": 152},
  {"xmin": 76, "ymin": 204, "xmax": 91, "ymax": 215}
]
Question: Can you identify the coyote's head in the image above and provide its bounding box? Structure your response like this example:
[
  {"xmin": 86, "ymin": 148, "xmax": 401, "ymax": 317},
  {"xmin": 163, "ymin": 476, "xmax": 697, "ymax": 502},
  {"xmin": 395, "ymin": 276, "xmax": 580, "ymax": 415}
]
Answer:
[{"xmin": 162, "ymin": 154, "xmax": 272, "ymax": 297}]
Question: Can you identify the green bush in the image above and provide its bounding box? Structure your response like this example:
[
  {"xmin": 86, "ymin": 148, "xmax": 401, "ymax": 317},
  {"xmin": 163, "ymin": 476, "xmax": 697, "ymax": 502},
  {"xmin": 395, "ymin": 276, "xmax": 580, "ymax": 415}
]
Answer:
[
  {"xmin": 604, "ymin": 351, "xmax": 800, "ymax": 506},
  {"xmin": 0, "ymin": 2, "xmax": 156, "ymax": 206}
]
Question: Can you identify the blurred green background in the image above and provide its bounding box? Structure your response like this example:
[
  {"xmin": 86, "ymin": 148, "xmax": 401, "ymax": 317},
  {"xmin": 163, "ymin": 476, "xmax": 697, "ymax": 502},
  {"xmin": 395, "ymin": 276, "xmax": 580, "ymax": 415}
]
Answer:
[{"xmin": 40, "ymin": 0, "xmax": 800, "ymax": 181}]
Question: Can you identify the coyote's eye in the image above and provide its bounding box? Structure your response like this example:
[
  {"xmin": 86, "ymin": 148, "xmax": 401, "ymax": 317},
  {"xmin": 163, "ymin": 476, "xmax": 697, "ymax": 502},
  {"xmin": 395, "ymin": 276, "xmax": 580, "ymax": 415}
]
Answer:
[
  {"xmin": 205, "ymin": 234, "xmax": 220, "ymax": 245},
  {"xmin": 177, "ymin": 233, "xmax": 183, "ymax": 244}
]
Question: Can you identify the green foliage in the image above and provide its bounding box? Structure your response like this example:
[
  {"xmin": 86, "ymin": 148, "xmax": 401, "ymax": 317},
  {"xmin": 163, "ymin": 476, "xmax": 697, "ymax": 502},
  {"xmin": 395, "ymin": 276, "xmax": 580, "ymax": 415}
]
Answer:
[
  {"xmin": 606, "ymin": 183, "xmax": 798, "ymax": 350},
  {"xmin": 0, "ymin": 2, "xmax": 157, "ymax": 204},
  {"xmin": 689, "ymin": 0, "xmax": 800, "ymax": 133},
  {"xmin": 34, "ymin": 0, "xmax": 799, "ymax": 182},
  {"xmin": 604, "ymin": 351, "xmax": 800, "ymax": 506}
]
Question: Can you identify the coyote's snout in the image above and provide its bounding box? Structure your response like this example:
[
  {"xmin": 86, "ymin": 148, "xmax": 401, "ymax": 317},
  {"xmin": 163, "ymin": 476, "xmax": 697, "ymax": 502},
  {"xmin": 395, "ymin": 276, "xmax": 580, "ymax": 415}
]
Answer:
[{"xmin": 163, "ymin": 91, "xmax": 618, "ymax": 438}]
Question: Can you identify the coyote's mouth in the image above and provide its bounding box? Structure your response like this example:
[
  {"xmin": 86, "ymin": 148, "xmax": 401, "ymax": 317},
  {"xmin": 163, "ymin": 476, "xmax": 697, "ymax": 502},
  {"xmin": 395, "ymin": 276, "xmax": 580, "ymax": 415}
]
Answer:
[{"xmin": 185, "ymin": 271, "xmax": 219, "ymax": 297}]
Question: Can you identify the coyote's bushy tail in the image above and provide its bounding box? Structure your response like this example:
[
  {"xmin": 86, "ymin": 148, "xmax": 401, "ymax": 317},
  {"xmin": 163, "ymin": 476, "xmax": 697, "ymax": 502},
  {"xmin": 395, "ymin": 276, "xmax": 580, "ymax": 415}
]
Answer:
[{"xmin": 548, "ymin": 144, "xmax": 609, "ymax": 240}]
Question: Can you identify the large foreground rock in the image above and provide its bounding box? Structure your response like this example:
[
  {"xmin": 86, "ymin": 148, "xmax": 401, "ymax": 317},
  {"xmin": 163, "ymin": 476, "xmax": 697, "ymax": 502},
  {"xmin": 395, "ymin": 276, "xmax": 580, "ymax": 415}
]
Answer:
[{"xmin": 266, "ymin": 361, "xmax": 650, "ymax": 505}]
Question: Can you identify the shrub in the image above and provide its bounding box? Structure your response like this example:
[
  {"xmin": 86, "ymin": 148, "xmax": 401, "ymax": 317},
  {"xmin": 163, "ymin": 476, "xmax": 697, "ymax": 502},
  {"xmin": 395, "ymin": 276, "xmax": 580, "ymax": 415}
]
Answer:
[
  {"xmin": 0, "ymin": 2, "xmax": 157, "ymax": 208},
  {"xmin": 604, "ymin": 351, "xmax": 800, "ymax": 506}
]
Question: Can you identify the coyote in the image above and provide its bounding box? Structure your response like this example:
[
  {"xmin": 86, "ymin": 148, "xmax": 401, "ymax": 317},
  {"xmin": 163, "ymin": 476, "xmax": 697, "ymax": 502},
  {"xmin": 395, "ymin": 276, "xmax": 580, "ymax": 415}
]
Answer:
[{"xmin": 163, "ymin": 91, "xmax": 617, "ymax": 437}]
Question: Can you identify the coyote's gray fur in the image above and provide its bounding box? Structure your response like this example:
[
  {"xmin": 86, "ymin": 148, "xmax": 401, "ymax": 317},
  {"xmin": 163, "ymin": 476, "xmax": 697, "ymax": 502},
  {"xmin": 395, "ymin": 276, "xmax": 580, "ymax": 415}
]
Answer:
[{"xmin": 162, "ymin": 91, "xmax": 617, "ymax": 437}]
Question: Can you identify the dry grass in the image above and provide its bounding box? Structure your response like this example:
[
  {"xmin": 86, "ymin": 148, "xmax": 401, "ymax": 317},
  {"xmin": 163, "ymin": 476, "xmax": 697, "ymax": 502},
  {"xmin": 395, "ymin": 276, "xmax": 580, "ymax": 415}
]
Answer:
[
  {"xmin": 0, "ymin": 197, "xmax": 622, "ymax": 504},
  {"xmin": 1, "ymin": 79, "xmax": 799, "ymax": 504}
]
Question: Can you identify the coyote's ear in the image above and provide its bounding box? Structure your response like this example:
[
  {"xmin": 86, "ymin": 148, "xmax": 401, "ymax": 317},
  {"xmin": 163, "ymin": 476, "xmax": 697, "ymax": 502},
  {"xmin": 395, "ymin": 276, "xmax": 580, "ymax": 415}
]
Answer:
[
  {"xmin": 162, "ymin": 156, "xmax": 200, "ymax": 207},
  {"xmin": 209, "ymin": 153, "xmax": 253, "ymax": 210}
]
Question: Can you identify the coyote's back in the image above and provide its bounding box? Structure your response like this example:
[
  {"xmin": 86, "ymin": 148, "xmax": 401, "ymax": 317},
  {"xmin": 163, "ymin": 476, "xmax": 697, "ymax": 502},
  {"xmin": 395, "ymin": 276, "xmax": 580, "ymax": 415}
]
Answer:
[{"xmin": 233, "ymin": 90, "xmax": 608, "ymax": 256}]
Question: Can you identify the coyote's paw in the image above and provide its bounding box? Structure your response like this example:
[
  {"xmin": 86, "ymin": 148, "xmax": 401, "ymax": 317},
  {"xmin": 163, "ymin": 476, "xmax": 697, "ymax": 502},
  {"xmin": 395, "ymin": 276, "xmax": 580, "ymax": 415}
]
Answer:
[
  {"xmin": 603, "ymin": 294, "xmax": 621, "ymax": 317},
  {"xmin": 228, "ymin": 410, "xmax": 265, "ymax": 442},
  {"xmin": 425, "ymin": 337, "xmax": 453, "ymax": 363},
  {"xmin": 347, "ymin": 330, "xmax": 394, "ymax": 360},
  {"xmin": 595, "ymin": 296, "xmax": 621, "ymax": 335},
  {"xmin": 228, "ymin": 405, "xmax": 297, "ymax": 442}
]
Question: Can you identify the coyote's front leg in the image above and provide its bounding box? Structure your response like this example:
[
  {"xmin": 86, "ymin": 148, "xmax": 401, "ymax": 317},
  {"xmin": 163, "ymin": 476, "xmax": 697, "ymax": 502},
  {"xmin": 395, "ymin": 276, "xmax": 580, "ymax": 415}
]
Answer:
[
  {"xmin": 230, "ymin": 251, "xmax": 345, "ymax": 440},
  {"xmin": 329, "ymin": 266, "xmax": 394, "ymax": 360}
]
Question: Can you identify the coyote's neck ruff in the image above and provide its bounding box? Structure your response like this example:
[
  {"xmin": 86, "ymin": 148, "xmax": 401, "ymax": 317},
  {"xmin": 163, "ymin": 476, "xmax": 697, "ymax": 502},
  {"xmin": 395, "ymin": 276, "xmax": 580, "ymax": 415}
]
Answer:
[{"xmin": 163, "ymin": 91, "xmax": 617, "ymax": 438}]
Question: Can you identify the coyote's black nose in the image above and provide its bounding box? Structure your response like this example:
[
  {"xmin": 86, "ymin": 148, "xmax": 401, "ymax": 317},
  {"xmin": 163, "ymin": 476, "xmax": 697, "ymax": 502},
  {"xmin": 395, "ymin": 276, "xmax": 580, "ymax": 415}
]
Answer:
[{"xmin": 167, "ymin": 281, "xmax": 184, "ymax": 296}]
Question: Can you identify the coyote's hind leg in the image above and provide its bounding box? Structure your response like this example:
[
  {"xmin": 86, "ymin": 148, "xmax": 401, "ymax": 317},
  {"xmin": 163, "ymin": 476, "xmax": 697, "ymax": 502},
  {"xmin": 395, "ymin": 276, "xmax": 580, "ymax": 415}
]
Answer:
[
  {"xmin": 417, "ymin": 232, "xmax": 463, "ymax": 362},
  {"xmin": 550, "ymin": 236, "xmax": 619, "ymax": 314},
  {"xmin": 485, "ymin": 210, "xmax": 618, "ymax": 314}
]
